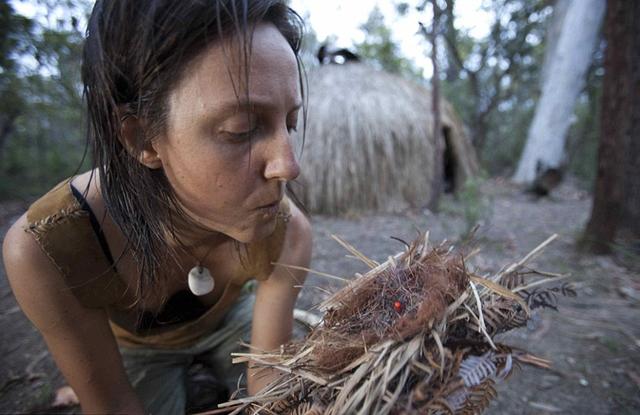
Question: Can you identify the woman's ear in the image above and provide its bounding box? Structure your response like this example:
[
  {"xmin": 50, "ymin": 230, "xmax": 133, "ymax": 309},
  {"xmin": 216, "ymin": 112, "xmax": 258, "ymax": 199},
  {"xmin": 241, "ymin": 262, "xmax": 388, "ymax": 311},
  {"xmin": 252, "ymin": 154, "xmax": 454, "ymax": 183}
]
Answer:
[{"xmin": 119, "ymin": 113, "xmax": 163, "ymax": 169}]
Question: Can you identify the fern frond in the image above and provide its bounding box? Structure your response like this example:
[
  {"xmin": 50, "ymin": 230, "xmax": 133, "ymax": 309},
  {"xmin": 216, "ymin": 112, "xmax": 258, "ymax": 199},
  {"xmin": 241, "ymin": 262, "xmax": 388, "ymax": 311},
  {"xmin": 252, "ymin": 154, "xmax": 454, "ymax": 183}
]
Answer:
[
  {"xmin": 459, "ymin": 352, "xmax": 497, "ymax": 387},
  {"xmin": 424, "ymin": 397, "xmax": 457, "ymax": 415},
  {"xmin": 459, "ymin": 379, "xmax": 497, "ymax": 415},
  {"xmin": 523, "ymin": 288, "xmax": 559, "ymax": 310},
  {"xmin": 220, "ymin": 233, "xmax": 568, "ymax": 415},
  {"xmin": 498, "ymin": 271, "xmax": 524, "ymax": 290},
  {"xmin": 479, "ymin": 299, "xmax": 528, "ymax": 334},
  {"xmin": 495, "ymin": 354, "xmax": 513, "ymax": 380},
  {"xmin": 444, "ymin": 386, "xmax": 470, "ymax": 412}
]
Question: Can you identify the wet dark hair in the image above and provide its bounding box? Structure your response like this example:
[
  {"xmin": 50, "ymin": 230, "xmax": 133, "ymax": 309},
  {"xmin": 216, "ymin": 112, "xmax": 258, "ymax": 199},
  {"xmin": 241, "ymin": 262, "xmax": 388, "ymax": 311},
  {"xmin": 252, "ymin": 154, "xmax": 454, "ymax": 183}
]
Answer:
[{"xmin": 81, "ymin": 0, "xmax": 305, "ymax": 306}]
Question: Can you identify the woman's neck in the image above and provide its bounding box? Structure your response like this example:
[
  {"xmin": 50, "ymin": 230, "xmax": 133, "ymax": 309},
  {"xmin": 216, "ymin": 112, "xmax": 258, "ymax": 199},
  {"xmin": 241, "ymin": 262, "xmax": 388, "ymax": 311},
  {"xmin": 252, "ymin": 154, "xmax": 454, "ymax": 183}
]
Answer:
[
  {"xmin": 164, "ymin": 210, "xmax": 235, "ymax": 254},
  {"xmin": 79, "ymin": 169, "xmax": 234, "ymax": 259}
]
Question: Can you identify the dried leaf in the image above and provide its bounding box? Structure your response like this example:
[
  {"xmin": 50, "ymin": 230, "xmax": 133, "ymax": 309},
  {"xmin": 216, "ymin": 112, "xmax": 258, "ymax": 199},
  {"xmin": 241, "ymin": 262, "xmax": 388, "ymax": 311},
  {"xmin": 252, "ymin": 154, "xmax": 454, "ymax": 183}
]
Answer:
[{"xmin": 211, "ymin": 232, "xmax": 567, "ymax": 415}]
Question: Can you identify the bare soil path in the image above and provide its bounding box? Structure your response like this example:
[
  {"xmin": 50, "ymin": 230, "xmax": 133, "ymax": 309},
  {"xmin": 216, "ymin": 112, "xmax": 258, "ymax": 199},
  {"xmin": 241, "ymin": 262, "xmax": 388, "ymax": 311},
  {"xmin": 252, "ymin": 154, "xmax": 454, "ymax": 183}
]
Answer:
[{"xmin": 1, "ymin": 179, "xmax": 638, "ymax": 414}]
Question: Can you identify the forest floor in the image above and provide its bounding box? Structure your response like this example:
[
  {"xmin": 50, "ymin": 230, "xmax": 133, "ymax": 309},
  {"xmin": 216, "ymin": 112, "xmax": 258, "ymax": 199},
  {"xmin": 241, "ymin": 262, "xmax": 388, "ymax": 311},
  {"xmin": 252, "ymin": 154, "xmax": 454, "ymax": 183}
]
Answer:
[{"xmin": 1, "ymin": 177, "xmax": 639, "ymax": 414}]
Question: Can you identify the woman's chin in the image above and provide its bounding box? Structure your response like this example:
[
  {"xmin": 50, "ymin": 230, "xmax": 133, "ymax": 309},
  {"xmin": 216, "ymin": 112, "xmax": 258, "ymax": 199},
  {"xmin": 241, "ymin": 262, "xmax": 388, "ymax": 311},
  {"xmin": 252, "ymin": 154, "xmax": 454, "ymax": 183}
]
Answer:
[{"xmin": 229, "ymin": 216, "xmax": 279, "ymax": 244}]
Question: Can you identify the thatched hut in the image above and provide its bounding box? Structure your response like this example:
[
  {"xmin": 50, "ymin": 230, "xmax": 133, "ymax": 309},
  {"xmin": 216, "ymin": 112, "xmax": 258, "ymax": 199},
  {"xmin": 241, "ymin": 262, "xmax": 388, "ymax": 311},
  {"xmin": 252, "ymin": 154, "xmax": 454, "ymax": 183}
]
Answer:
[{"xmin": 294, "ymin": 63, "xmax": 479, "ymax": 215}]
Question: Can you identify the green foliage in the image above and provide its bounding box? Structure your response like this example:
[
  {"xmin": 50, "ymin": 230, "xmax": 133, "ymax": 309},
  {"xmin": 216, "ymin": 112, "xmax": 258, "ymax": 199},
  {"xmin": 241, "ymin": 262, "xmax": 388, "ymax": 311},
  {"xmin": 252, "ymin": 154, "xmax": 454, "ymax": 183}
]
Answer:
[
  {"xmin": 481, "ymin": 98, "xmax": 536, "ymax": 175},
  {"xmin": 397, "ymin": 0, "xmax": 598, "ymax": 180},
  {"xmin": 0, "ymin": 0, "xmax": 90, "ymax": 200},
  {"xmin": 566, "ymin": 53, "xmax": 604, "ymax": 188},
  {"xmin": 439, "ymin": 173, "xmax": 492, "ymax": 236},
  {"xmin": 355, "ymin": 6, "xmax": 423, "ymax": 80},
  {"xmin": 0, "ymin": 0, "xmax": 602, "ymax": 200},
  {"xmin": 440, "ymin": 0, "xmax": 553, "ymax": 172},
  {"xmin": 458, "ymin": 175, "xmax": 492, "ymax": 234},
  {"xmin": 566, "ymin": 97, "xmax": 600, "ymax": 188},
  {"xmin": 0, "ymin": 0, "xmax": 35, "ymax": 71},
  {"xmin": 1, "ymin": 1, "xmax": 34, "ymax": 168}
]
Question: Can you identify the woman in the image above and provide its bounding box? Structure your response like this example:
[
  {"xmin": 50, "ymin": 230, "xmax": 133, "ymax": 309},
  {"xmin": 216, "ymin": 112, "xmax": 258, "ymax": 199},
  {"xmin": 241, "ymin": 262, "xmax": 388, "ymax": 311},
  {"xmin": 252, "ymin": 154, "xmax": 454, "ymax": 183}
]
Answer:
[{"xmin": 2, "ymin": 0, "xmax": 312, "ymax": 413}]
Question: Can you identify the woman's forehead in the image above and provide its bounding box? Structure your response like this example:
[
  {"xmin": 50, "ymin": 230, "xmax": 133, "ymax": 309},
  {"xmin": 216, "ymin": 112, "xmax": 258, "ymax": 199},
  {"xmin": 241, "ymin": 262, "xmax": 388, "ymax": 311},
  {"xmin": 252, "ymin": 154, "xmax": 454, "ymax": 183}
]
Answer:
[{"xmin": 167, "ymin": 23, "xmax": 300, "ymax": 121}]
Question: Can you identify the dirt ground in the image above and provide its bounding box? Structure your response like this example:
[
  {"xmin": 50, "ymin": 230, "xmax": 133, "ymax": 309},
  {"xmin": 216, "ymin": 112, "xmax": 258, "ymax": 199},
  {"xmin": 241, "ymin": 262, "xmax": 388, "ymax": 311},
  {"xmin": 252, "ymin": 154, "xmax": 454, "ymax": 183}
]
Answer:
[{"xmin": 1, "ymin": 178, "xmax": 639, "ymax": 414}]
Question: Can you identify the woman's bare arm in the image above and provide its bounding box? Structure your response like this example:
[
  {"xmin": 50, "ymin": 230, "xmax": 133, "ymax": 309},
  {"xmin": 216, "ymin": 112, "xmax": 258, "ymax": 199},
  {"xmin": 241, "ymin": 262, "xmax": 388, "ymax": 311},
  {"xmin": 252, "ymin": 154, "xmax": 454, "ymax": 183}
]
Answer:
[
  {"xmin": 248, "ymin": 202, "xmax": 312, "ymax": 395},
  {"xmin": 2, "ymin": 214, "xmax": 144, "ymax": 414}
]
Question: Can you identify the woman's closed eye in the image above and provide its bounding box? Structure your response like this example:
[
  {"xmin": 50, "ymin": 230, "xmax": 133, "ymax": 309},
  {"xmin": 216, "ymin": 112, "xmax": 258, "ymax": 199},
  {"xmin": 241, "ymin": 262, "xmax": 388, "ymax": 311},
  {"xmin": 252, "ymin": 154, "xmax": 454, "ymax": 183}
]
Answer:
[
  {"xmin": 222, "ymin": 126, "xmax": 259, "ymax": 142},
  {"xmin": 218, "ymin": 113, "xmax": 259, "ymax": 142},
  {"xmin": 217, "ymin": 109, "xmax": 299, "ymax": 142}
]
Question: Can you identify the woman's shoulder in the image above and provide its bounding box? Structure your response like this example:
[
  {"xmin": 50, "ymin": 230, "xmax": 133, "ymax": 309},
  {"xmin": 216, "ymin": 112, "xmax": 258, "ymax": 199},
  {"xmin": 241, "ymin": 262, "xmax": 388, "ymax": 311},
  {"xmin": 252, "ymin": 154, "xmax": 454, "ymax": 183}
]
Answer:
[
  {"xmin": 3, "ymin": 211, "xmax": 45, "ymax": 272},
  {"xmin": 3, "ymin": 212, "xmax": 77, "ymax": 325},
  {"xmin": 25, "ymin": 170, "xmax": 102, "ymax": 226},
  {"xmin": 3, "ymin": 177, "xmax": 81, "ymax": 275},
  {"xmin": 3, "ymin": 211, "xmax": 71, "ymax": 320},
  {"xmin": 4, "ymin": 173, "xmax": 127, "ymax": 309},
  {"xmin": 24, "ymin": 178, "xmax": 83, "ymax": 231}
]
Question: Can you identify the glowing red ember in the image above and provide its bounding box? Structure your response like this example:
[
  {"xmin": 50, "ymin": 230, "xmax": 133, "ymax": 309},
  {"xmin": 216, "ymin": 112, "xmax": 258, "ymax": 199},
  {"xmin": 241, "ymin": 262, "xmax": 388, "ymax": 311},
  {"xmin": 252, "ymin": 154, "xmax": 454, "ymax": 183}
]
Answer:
[{"xmin": 393, "ymin": 301, "xmax": 403, "ymax": 313}]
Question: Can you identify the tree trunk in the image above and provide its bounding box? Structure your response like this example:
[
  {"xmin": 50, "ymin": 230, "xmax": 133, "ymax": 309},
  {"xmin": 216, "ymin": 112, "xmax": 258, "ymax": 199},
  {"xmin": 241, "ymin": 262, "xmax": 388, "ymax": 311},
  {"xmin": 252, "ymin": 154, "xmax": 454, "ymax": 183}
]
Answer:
[
  {"xmin": 619, "ymin": 1, "xmax": 640, "ymax": 241},
  {"xmin": 583, "ymin": 0, "xmax": 633, "ymax": 253},
  {"xmin": 443, "ymin": 0, "xmax": 459, "ymax": 82},
  {"xmin": 429, "ymin": 0, "xmax": 444, "ymax": 209},
  {"xmin": 513, "ymin": 0, "xmax": 606, "ymax": 184},
  {"xmin": 539, "ymin": 0, "xmax": 571, "ymax": 87}
]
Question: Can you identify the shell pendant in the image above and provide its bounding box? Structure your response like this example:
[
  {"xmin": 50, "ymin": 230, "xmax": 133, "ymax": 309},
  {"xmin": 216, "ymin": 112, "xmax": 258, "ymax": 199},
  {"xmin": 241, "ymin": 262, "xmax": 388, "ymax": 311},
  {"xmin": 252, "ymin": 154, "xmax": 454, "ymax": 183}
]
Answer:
[{"xmin": 187, "ymin": 266, "xmax": 215, "ymax": 296}]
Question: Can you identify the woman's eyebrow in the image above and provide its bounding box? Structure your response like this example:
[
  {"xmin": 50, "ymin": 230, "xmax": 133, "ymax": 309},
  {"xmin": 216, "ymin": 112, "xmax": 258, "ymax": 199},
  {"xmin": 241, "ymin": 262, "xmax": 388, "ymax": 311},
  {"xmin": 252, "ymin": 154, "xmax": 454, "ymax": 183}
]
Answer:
[
  {"xmin": 218, "ymin": 98, "xmax": 302, "ymax": 114},
  {"xmin": 205, "ymin": 98, "xmax": 302, "ymax": 123}
]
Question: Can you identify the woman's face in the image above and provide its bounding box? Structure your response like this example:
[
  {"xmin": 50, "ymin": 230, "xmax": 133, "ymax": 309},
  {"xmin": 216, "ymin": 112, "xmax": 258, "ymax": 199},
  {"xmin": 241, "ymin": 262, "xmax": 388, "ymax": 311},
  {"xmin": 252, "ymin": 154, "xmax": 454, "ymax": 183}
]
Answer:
[{"xmin": 152, "ymin": 23, "xmax": 302, "ymax": 244}]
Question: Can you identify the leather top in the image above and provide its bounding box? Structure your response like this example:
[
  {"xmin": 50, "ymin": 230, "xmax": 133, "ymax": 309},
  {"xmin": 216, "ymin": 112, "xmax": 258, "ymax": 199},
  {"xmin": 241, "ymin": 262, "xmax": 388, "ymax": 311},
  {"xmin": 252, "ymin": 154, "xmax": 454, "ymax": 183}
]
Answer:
[{"xmin": 24, "ymin": 178, "xmax": 290, "ymax": 349}]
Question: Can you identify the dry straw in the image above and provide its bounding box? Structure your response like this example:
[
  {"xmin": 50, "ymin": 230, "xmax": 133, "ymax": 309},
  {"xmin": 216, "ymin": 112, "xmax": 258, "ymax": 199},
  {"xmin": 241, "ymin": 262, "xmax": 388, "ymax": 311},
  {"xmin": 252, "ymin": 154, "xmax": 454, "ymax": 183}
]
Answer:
[
  {"xmin": 204, "ymin": 231, "xmax": 573, "ymax": 415},
  {"xmin": 294, "ymin": 63, "xmax": 479, "ymax": 215}
]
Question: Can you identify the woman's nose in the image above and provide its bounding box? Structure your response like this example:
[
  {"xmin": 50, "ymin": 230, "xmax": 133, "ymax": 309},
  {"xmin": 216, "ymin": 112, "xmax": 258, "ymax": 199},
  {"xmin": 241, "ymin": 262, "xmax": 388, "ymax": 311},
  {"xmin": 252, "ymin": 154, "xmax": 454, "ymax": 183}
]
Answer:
[{"xmin": 263, "ymin": 128, "xmax": 301, "ymax": 182}]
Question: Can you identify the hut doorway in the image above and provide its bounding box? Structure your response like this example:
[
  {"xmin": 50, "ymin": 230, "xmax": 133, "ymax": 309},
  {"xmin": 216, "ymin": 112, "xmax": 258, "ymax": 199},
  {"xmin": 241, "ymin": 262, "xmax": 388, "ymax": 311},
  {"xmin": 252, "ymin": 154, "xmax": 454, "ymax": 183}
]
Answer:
[{"xmin": 443, "ymin": 126, "xmax": 456, "ymax": 193}]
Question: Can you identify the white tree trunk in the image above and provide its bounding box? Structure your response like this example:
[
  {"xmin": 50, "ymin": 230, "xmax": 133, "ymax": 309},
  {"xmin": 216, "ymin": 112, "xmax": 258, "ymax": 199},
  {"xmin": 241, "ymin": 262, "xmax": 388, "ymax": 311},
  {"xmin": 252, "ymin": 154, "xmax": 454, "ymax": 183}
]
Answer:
[
  {"xmin": 513, "ymin": 0, "xmax": 605, "ymax": 184},
  {"xmin": 540, "ymin": 0, "xmax": 571, "ymax": 87}
]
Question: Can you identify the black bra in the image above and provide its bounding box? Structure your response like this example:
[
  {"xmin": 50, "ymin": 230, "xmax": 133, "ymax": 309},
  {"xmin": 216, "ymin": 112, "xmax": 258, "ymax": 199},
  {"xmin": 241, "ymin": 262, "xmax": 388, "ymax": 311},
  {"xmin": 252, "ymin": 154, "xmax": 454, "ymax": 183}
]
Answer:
[{"xmin": 69, "ymin": 184, "xmax": 208, "ymax": 331}]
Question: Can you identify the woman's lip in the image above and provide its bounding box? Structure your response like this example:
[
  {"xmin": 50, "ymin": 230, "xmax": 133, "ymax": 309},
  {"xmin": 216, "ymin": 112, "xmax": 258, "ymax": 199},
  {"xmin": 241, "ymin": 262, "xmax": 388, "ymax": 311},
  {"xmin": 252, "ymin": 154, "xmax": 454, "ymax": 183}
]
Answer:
[
  {"xmin": 256, "ymin": 201, "xmax": 280, "ymax": 217},
  {"xmin": 257, "ymin": 200, "xmax": 280, "ymax": 209},
  {"xmin": 256, "ymin": 200, "xmax": 280, "ymax": 211}
]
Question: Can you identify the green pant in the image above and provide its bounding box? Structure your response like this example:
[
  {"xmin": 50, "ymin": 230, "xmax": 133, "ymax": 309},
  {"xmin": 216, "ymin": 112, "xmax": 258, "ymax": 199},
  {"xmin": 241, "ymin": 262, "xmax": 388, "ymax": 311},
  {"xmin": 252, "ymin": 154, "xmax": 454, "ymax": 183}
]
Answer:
[{"xmin": 120, "ymin": 294, "xmax": 255, "ymax": 415}]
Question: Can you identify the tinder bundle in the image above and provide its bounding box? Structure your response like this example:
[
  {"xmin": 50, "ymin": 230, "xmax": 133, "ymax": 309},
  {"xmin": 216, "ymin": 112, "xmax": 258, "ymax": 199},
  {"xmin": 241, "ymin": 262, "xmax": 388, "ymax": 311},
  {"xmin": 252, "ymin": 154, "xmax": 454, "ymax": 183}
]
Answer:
[{"xmin": 222, "ymin": 232, "xmax": 573, "ymax": 415}]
